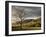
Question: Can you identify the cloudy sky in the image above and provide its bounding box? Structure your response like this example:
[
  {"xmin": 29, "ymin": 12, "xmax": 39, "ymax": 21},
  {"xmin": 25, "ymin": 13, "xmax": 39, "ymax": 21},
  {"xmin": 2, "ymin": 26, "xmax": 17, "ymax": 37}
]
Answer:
[{"xmin": 12, "ymin": 6, "xmax": 41, "ymax": 19}]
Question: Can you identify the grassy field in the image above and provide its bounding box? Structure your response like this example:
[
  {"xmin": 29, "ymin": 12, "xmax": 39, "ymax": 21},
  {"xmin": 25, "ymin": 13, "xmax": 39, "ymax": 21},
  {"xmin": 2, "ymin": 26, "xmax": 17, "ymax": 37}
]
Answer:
[{"xmin": 12, "ymin": 17, "xmax": 41, "ymax": 31}]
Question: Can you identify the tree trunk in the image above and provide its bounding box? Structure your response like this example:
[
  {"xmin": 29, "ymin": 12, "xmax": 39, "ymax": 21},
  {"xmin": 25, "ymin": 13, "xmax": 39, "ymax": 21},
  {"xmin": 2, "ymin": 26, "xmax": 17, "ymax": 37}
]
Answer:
[{"xmin": 20, "ymin": 19, "xmax": 22, "ymax": 30}]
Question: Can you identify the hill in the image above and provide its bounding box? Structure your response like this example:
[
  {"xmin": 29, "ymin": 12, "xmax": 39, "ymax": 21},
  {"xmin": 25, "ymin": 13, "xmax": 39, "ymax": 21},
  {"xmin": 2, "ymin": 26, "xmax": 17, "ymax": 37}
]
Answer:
[{"xmin": 12, "ymin": 17, "xmax": 41, "ymax": 31}]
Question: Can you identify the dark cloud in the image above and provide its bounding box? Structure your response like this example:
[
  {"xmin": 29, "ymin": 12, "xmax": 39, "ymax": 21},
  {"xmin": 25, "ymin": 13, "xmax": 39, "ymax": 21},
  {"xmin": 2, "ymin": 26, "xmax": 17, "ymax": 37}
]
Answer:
[{"xmin": 12, "ymin": 6, "xmax": 41, "ymax": 18}]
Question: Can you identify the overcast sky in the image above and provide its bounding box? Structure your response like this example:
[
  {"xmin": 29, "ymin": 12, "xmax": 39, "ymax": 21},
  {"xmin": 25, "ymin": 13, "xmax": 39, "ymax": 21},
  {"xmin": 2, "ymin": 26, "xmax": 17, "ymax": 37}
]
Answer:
[{"xmin": 12, "ymin": 6, "xmax": 41, "ymax": 19}]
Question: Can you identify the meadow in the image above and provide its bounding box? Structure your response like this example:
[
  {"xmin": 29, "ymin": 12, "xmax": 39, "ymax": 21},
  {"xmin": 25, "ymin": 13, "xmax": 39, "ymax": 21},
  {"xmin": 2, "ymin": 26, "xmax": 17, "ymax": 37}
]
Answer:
[{"xmin": 12, "ymin": 17, "xmax": 41, "ymax": 31}]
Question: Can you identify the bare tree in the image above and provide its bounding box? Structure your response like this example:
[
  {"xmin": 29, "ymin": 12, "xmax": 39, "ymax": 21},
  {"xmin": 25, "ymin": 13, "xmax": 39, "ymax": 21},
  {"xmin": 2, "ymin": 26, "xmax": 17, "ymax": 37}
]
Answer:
[{"xmin": 14, "ymin": 7, "xmax": 25, "ymax": 29}]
